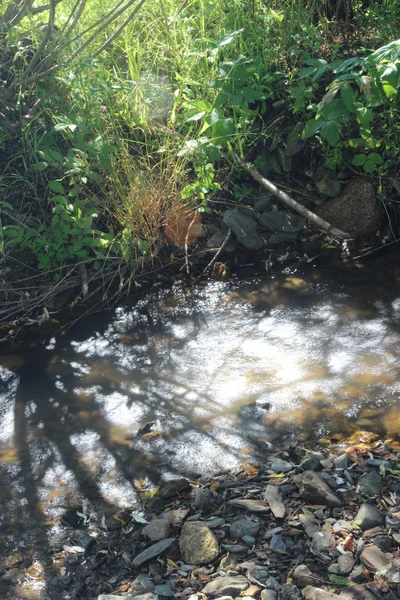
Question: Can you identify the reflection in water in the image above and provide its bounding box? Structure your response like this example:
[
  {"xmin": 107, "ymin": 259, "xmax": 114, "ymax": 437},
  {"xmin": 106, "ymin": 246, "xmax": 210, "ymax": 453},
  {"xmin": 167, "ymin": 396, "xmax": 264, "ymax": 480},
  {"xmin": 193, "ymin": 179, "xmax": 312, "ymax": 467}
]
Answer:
[{"xmin": 1, "ymin": 258, "xmax": 400, "ymax": 595}]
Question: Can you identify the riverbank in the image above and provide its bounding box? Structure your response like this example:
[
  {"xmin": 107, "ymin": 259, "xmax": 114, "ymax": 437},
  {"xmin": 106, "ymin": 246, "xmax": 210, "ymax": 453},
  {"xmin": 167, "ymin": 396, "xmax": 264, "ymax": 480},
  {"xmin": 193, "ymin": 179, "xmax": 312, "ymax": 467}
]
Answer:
[{"xmin": 2, "ymin": 432, "xmax": 399, "ymax": 600}]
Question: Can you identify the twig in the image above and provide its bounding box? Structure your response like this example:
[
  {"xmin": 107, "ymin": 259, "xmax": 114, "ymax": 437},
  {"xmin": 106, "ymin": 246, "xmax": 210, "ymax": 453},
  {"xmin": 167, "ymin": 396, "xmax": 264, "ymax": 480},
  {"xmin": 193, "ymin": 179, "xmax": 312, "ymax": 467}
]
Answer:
[
  {"xmin": 195, "ymin": 229, "xmax": 232, "ymax": 283},
  {"xmin": 233, "ymin": 154, "xmax": 350, "ymax": 240},
  {"xmin": 184, "ymin": 212, "xmax": 198, "ymax": 275},
  {"xmin": 351, "ymin": 238, "xmax": 400, "ymax": 260}
]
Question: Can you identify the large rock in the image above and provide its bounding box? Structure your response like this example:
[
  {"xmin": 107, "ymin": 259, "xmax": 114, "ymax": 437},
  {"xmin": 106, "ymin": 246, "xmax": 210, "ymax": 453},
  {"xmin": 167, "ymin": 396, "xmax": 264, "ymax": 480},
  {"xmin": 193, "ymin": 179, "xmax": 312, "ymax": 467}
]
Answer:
[
  {"xmin": 315, "ymin": 178, "xmax": 381, "ymax": 237},
  {"xmin": 358, "ymin": 472, "xmax": 382, "ymax": 497},
  {"xmin": 258, "ymin": 211, "xmax": 306, "ymax": 233},
  {"xmin": 223, "ymin": 209, "xmax": 264, "ymax": 250},
  {"xmin": 297, "ymin": 471, "xmax": 342, "ymax": 507},
  {"xmin": 355, "ymin": 504, "xmax": 385, "ymax": 531},
  {"xmin": 179, "ymin": 522, "xmax": 219, "ymax": 564},
  {"xmin": 201, "ymin": 575, "xmax": 250, "ymax": 596},
  {"xmin": 360, "ymin": 545, "xmax": 392, "ymax": 574}
]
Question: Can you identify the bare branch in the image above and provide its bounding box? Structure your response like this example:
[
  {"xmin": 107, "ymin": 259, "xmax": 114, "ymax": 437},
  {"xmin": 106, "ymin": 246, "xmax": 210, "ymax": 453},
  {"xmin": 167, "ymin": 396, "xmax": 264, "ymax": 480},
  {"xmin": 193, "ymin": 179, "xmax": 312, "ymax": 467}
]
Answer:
[
  {"xmin": 31, "ymin": 0, "xmax": 63, "ymax": 14},
  {"xmin": 21, "ymin": 0, "xmax": 56, "ymax": 81},
  {"xmin": 93, "ymin": 0, "xmax": 148, "ymax": 58}
]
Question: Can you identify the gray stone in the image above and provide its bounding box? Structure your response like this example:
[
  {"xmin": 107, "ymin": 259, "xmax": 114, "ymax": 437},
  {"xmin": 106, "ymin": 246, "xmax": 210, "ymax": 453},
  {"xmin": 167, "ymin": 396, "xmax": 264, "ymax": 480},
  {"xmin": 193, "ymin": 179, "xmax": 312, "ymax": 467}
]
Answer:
[
  {"xmin": 315, "ymin": 178, "xmax": 381, "ymax": 237},
  {"xmin": 270, "ymin": 534, "xmax": 286, "ymax": 551},
  {"xmin": 279, "ymin": 583, "xmax": 302, "ymax": 600},
  {"xmin": 392, "ymin": 533, "xmax": 400, "ymax": 544},
  {"xmin": 293, "ymin": 565, "xmax": 315, "ymax": 588},
  {"xmin": 227, "ymin": 498, "xmax": 269, "ymax": 513},
  {"xmin": 333, "ymin": 520, "xmax": 354, "ymax": 533},
  {"xmin": 372, "ymin": 535, "xmax": 393, "ymax": 552},
  {"xmin": 311, "ymin": 531, "xmax": 335, "ymax": 553},
  {"xmin": 300, "ymin": 453, "xmax": 324, "ymax": 471},
  {"xmin": 206, "ymin": 517, "xmax": 225, "ymax": 529},
  {"xmin": 258, "ymin": 211, "xmax": 306, "ymax": 233},
  {"xmin": 222, "ymin": 543, "xmax": 248, "ymax": 553},
  {"xmin": 265, "ymin": 577, "xmax": 280, "ymax": 590},
  {"xmin": 358, "ymin": 472, "xmax": 382, "ymax": 497},
  {"xmin": 201, "ymin": 575, "xmax": 249, "ymax": 596},
  {"xmin": 206, "ymin": 229, "xmax": 237, "ymax": 253},
  {"xmin": 334, "ymin": 454, "xmax": 349, "ymax": 469},
  {"xmin": 298, "ymin": 471, "xmax": 342, "ymax": 507},
  {"xmin": 328, "ymin": 564, "xmax": 340, "ymax": 574},
  {"xmin": 316, "ymin": 171, "xmax": 342, "ymax": 198},
  {"xmin": 386, "ymin": 510, "xmax": 400, "ymax": 531},
  {"xmin": 254, "ymin": 196, "xmax": 271, "ymax": 212},
  {"xmin": 302, "ymin": 587, "xmax": 342, "ymax": 600},
  {"xmin": 98, "ymin": 595, "xmax": 157, "ymax": 600},
  {"xmin": 194, "ymin": 488, "xmax": 212, "ymax": 514},
  {"xmin": 261, "ymin": 590, "xmax": 278, "ymax": 600},
  {"xmin": 223, "ymin": 210, "xmax": 264, "ymax": 250},
  {"xmin": 131, "ymin": 574, "xmax": 155, "ymax": 594},
  {"xmin": 158, "ymin": 478, "xmax": 191, "ymax": 499},
  {"xmin": 132, "ymin": 538, "xmax": 176, "ymax": 568},
  {"xmin": 153, "ymin": 583, "xmax": 175, "ymax": 597},
  {"xmin": 268, "ymin": 231, "xmax": 299, "ymax": 245},
  {"xmin": 349, "ymin": 565, "xmax": 365, "ymax": 584},
  {"xmin": 264, "ymin": 485, "xmax": 286, "ymax": 519},
  {"xmin": 230, "ymin": 519, "xmax": 260, "ymax": 540},
  {"xmin": 355, "ymin": 504, "xmax": 385, "ymax": 531},
  {"xmin": 247, "ymin": 567, "xmax": 270, "ymax": 584},
  {"xmin": 299, "ymin": 513, "xmax": 320, "ymax": 538},
  {"xmin": 360, "ymin": 545, "xmax": 392, "ymax": 574},
  {"xmin": 180, "ymin": 522, "xmax": 219, "ymax": 565},
  {"xmin": 142, "ymin": 519, "xmax": 170, "ymax": 542},
  {"xmin": 340, "ymin": 585, "xmax": 377, "ymax": 600},
  {"xmin": 271, "ymin": 458, "xmax": 293, "ymax": 473},
  {"xmin": 338, "ymin": 552, "xmax": 356, "ymax": 575},
  {"xmin": 276, "ymin": 146, "xmax": 292, "ymax": 173}
]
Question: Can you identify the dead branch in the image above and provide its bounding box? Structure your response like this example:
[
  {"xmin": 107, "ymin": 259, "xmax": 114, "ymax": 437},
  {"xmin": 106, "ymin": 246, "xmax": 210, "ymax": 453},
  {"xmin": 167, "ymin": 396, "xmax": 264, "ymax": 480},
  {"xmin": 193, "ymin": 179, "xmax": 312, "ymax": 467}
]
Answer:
[{"xmin": 195, "ymin": 229, "xmax": 232, "ymax": 283}]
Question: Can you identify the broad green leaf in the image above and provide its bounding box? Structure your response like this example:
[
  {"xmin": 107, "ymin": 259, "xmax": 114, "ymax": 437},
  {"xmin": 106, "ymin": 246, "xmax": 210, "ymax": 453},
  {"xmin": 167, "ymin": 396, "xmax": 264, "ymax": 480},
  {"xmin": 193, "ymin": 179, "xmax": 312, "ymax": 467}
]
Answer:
[
  {"xmin": 363, "ymin": 159, "xmax": 377, "ymax": 173},
  {"xmin": 369, "ymin": 152, "xmax": 383, "ymax": 164},
  {"xmin": 333, "ymin": 57, "xmax": 362, "ymax": 74},
  {"xmin": 48, "ymin": 180, "xmax": 64, "ymax": 194},
  {"xmin": 186, "ymin": 111, "xmax": 207, "ymax": 122},
  {"xmin": 341, "ymin": 84, "xmax": 356, "ymax": 112},
  {"xmin": 211, "ymin": 118, "xmax": 234, "ymax": 145},
  {"xmin": 329, "ymin": 574, "xmax": 351, "ymax": 586},
  {"xmin": 321, "ymin": 121, "xmax": 342, "ymax": 145},
  {"xmin": 303, "ymin": 118, "xmax": 323, "ymax": 138},
  {"xmin": 382, "ymin": 83, "xmax": 397, "ymax": 98},
  {"xmin": 321, "ymin": 99, "xmax": 348, "ymax": 120},
  {"xmin": 33, "ymin": 161, "xmax": 48, "ymax": 172},
  {"xmin": 356, "ymin": 107, "xmax": 373, "ymax": 124},
  {"xmin": 352, "ymin": 154, "xmax": 367, "ymax": 166}
]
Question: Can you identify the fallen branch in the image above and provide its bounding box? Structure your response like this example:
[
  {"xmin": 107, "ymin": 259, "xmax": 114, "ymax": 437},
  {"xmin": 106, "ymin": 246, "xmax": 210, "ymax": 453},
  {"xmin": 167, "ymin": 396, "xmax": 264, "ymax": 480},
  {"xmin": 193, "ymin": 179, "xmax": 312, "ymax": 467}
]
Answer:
[
  {"xmin": 195, "ymin": 228, "xmax": 232, "ymax": 283},
  {"xmin": 234, "ymin": 154, "xmax": 350, "ymax": 240}
]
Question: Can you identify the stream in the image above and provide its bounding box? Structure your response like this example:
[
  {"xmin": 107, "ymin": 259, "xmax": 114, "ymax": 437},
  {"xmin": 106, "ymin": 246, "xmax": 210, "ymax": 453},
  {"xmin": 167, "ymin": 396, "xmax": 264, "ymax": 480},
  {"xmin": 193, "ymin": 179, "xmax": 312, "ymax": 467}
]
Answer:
[{"xmin": 1, "ymin": 253, "xmax": 400, "ymax": 596}]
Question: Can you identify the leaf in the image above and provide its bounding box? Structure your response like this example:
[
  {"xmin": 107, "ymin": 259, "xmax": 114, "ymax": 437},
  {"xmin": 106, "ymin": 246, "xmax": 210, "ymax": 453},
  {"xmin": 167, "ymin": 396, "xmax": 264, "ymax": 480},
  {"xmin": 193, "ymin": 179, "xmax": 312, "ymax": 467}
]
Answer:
[
  {"xmin": 211, "ymin": 118, "xmax": 234, "ymax": 145},
  {"xmin": 333, "ymin": 57, "xmax": 362, "ymax": 74},
  {"xmin": 382, "ymin": 83, "xmax": 397, "ymax": 98},
  {"xmin": 32, "ymin": 161, "xmax": 48, "ymax": 172},
  {"xmin": 341, "ymin": 83, "xmax": 356, "ymax": 112},
  {"xmin": 48, "ymin": 180, "xmax": 64, "ymax": 194},
  {"xmin": 321, "ymin": 121, "xmax": 342, "ymax": 145},
  {"xmin": 369, "ymin": 152, "xmax": 383, "ymax": 164},
  {"xmin": 352, "ymin": 154, "xmax": 367, "ymax": 166},
  {"xmin": 186, "ymin": 111, "xmax": 207, "ymax": 122},
  {"xmin": 363, "ymin": 159, "xmax": 377, "ymax": 173},
  {"xmin": 329, "ymin": 574, "xmax": 351, "ymax": 586},
  {"xmin": 303, "ymin": 118, "xmax": 323, "ymax": 138},
  {"xmin": 131, "ymin": 513, "xmax": 148, "ymax": 524},
  {"xmin": 167, "ymin": 559, "xmax": 179, "ymax": 569},
  {"xmin": 356, "ymin": 107, "xmax": 373, "ymax": 124},
  {"xmin": 320, "ymin": 99, "xmax": 348, "ymax": 120}
]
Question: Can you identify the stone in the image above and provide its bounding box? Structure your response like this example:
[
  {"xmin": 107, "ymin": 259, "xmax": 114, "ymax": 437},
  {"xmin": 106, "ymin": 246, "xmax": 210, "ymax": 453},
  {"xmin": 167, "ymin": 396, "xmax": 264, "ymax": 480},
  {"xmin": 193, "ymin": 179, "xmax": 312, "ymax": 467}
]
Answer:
[
  {"xmin": 338, "ymin": 552, "xmax": 356, "ymax": 575},
  {"xmin": 293, "ymin": 565, "xmax": 315, "ymax": 588},
  {"xmin": 302, "ymin": 586, "xmax": 342, "ymax": 600},
  {"xmin": 349, "ymin": 565, "xmax": 365, "ymax": 584},
  {"xmin": 315, "ymin": 178, "xmax": 381, "ymax": 237},
  {"xmin": 299, "ymin": 513, "xmax": 320, "ymax": 537},
  {"xmin": 372, "ymin": 535, "xmax": 393, "ymax": 552},
  {"xmin": 161, "ymin": 507, "xmax": 190, "ymax": 525},
  {"xmin": 286, "ymin": 123, "xmax": 305, "ymax": 157},
  {"xmin": 158, "ymin": 478, "xmax": 191, "ymax": 499},
  {"xmin": 206, "ymin": 229, "xmax": 237, "ymax": 253},
  {"xmin": 270, "ymin": 534, "xmax": 286, "ymax": 551},
  {"xmin": 300, "ymin": 453, "xmax": 324, "ymax": 471},
  {"xmin": 264, "ymin": 485, "xmax": 286, "ymax": 519},
  {"xmin": 223, "ymin": 210, "xmax": 264, "ymax": 250},
  {"xmin": 142, "ymin": 519, "xmax": 170, "ymax": 542},
  {"xmin": 355, "ymin": 504, "xmax": 385, "ymax": 531},
  {"xmin": 230, "ymin": 519, "xmax": 260, "ymax": 540},
  {"xmin": 333, "ymin": 520, "xmax": 354, "ymax": 533},
  {"xmin": 328, "ymin": 564, "xmax": 340, "ymax": 574},
  {"xmin": 315, "ymin": 171, "xmax": 342, "ymax": 198},
  {"xmin": 340, "ymin": 586, "xmax": 377, "ymax": 600},
  {"xmin": 261, "ymin": 591, "xmax": 278, "ymax": 600},
  {"xmin": 334, "ymin": 454, "xmax": 349, "ymax": 469},
  {"xmin": 254, "ymin": 196, "xmax": 271, "ymax": 212},
  {"xmin": 227, "ymin": 499, "xmax": 269, "ymax": 513},
  {"xmin": 298, "ymin": 471, "xmax": 342, "ymax": 507},
  {"xmin": 360, "ymin": 545, "xmax": 392, "ymax": 574},
  {"xmin": 386, "ymin": 510, "xmax": 400, "ymax": 531},
  {"xmin": 271, "ymin": 458, "xmax": 293, "ymax": 473},
  {"xmin": 132, "ymin": 538, "xmax": 176, "ymax": 568},
  {"xmin": 206, "ymin": 517, "xmax": 225, "ymax": 529},
  {"xmin": 258, "ymin": 211, "xmax": 306, "ymax": 233},
  {"xmin": 194, "ymin": 488, "xmax": 212, "ymax": 514},
  {"xmin": 201, "ymin": 575, "xmax": 249, "ymax": 596},
  {"xmin": 312, "ymin": 531, "xmax": 336, "ymax": 553},
  {"xmin": 279, "ymin": 583, "xmax": 302, "ymax": 600},
  {"xmin": 247, "ymin": 567, "xmax": 270, "ymax": 584},
  {"xmin": 268, "ymin": 231, "xmax": 300, "ymax": 245},
  {"xmin": 153, "ymin": 583, "xmax": 175, "ymax": 597},
  {"xmin": 358, "ymin": 472, "xmax": 382, "ymax": 497},
  {"xmin": 180, "ymin": 522, "xmax": 219, "ymax": 565}
]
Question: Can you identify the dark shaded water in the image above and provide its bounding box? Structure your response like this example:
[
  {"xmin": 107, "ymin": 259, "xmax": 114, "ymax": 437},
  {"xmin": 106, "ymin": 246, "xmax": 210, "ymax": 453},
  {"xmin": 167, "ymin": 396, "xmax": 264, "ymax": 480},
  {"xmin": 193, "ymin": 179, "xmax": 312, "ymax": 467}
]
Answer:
[{"xmin": 1, "ymin": 254, "xmax": 400, "ymax": 597}]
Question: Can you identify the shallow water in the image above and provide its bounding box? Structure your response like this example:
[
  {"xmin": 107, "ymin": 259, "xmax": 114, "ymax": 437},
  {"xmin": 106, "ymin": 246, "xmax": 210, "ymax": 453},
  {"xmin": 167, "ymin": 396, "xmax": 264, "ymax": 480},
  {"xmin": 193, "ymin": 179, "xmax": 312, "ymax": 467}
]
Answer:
[{"xmin": 1, "ymin": 254, "xmax": 400, "ymax": 593}]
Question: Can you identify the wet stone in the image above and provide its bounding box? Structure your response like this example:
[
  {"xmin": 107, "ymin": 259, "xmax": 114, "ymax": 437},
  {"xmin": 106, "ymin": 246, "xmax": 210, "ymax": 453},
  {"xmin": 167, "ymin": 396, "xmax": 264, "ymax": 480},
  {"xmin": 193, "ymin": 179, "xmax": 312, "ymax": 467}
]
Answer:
[
  {"xmin": 142, "ymin": 519, "xmax": 171, "ymax": 541},
  {"xmin": 180, "ymin": 522, "xmax": 219, "ymax": 565},
  {"xmin": 201, "ymin": 575, "xmax": 250, "ymax": 596},
  {"xmin": 355, "ymin": 503, "xmax": 385, "ymax": 531},
  {"xmin": 358, "ymin": 472, "xmax": 382, "ymax": 497},
  {"xmin": 132, "ymin": 538, "xmax": 176, "ymax": 568},
  {"xmin": 194, "ymin": 488, "xmax": 212, "ymax": 514},
  {"xmin": 223, "ymin": 209, "xmax": 264, "ymax": 251},
  {"xmin": 158, "ymin": 478, "xmax": 191, "ymax": 499},
  {"xmin": 271, "ymin": 458, "xmax": 293, "ymax": 473}
]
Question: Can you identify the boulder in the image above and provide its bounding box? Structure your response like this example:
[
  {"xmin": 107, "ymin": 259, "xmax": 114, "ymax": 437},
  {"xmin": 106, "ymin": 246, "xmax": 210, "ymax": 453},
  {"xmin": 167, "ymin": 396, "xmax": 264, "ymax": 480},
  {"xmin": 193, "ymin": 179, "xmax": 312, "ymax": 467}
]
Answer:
[
  {"xmin": 358, "ymin": 472, "xmax": 382, "ymax": 497},
  {"xmin": 179, "ymin": 522, "xmax": 219, "ymax": 565},
  {"xmin": 315, "ymin": 178, "xmax": 382, "ymax": 236},
  {"xmin": 355, "ymin": 504, "xmax": 385, "ymax": 531},
  {"xmin": 297, "ymin": 471, "xmax": 342, "ymax": 507},
  {"xmin": 223, "ymin": 209, "xmax": 264, "ymax": 250}
]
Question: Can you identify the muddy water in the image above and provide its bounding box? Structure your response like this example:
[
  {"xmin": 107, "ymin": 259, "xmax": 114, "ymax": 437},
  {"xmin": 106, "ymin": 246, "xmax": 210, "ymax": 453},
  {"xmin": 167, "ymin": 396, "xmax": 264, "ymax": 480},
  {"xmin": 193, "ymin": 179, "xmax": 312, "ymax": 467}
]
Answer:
[{"xmin": 1, "ymin": 255, "xmax": 400, "ymax": 591}]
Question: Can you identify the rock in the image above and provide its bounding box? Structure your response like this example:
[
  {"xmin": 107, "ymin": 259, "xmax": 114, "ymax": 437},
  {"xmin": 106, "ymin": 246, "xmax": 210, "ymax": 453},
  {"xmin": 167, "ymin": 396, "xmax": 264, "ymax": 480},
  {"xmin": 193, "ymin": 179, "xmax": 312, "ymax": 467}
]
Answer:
[
  {"xmin": 315, "ymin": 178, "xmax": 381, "ymax": 236},
  {"xmin": 286, "ymin": 123, "xmax": 305, "ymax": 157},
  {"xmin": 194, "ymin": 488, "xmax": 212, "ymax": 514},
  {"xmin": 315, "ymin": 171, "xmax": 342, "ymax": 198},
  {"xmin": 271, "ymin": 458, "xmax": 293, "ymax": 473},
  {"xmin": 131, "ymin": 574, "xmax": 155, "ymax": 594},
  {"xmin": 247, "ymin": 566, "xmax": 270, "ymax": 584},
  {"xmin": 153, "ymin": 583, "xmax": 175, "ymax": 597},
  {"xmin": 229, "ymin": 519, "xmax": 260, "ymax": 540},
  {"xmin": 206, "ymin": 229, "xmax": 237, "ymax": 253},
  {"xmin": 227, "ymin": 499, "xmax": 269, "ymax": 513},
  {"xmin": 349, "ymin": 565, "xmax": 365, "ymax": 584},
  {"xmin": 142, "ymin": 519, "xmax": 171, "ymax": 542},
  {"xmin": 254, "ymin": 196, "xmax": 271, "ymax": 212},
  {"xmin": 258, "ymin": 212, "xmax": 306, "ymax": 233},
  {"xmin": 338, "ymin": 552, "xmax": 356, "ymax": 575},
  {"xmin": 98, "ymin": 596, "xmax": 157, "ymax": 600},
  {"xmin": 360, "ymin": 545, "xmax": 392, "ymax": 574},
  {"xmin": 298, "ymin": 471, "xmax": 342, "ymax": 507},
  {"xmin": 299, "ymin": 513, "xmax": 320, "ymax": 537},
  {"xmin": 293, "ymin": 565, "xmax": 315, "ymax": 588},
  {"xmin": 300, "ymin": 453, "xmax": 324, "ymax": 471},
  {"xmin": 223, "ymin": 543, "xmax": 248, "ymax": 553},
  {"xmin": 161, "ymin": 507, "xmax": 190, "ymax": 525},
  {"xmin": 312, "ymin": 531, "xmax": 335, "ymax": 553},
  {"xmin": 276, "ymin": 146, "xmax": 292, "ymax": 172},
  {"xmin": 158, "ymin": 478, "xmax": 191, "ymax": 499},
  {"xmin": 132, "ymin": 538, "xmax": 176, "ymax": 568},
  {"xmin": 268, "ymin": 231, "xmax": 300, "ymax": 245},
  {"xmin": 340, "ymin": 586, "xmax": 377, "ymax": 600},
  {"xmin": 328, "ymin": 564, "xmax": 340, "ymax": 574},
  {"xmin": 206, "ymin": 517, "xmax": 225, "ymax": 529},
  {"xmin": 334, "ymin": 454, "xmax": 349, "ymax": 469},
  {"xmin": 372, "ymin": 535, "xmax": 393, "ymax": 552},
  {"xmin": 358, "ymin": 472, "xmax": 382, "ymax": 497},
  {"xmin": 333, "ymin": 520, "xmax": 354, "ymax": 533},
  {"xmin": 223, "ymin": 210, "xmax": 264, "ymax": 250},
  {"xmin": 261, "ymin": 590, "xmax": 277, "ymax": 600},
  {"xmin": 201, "ymin": 575, "xmax": 249, "ymax": 596},
  {"xmin": 279, "ymin": 583, "xmax": 302, "ymax": 600},
  {"xmin": 355, "ymin": 504, "xmax": 385, "ymax": 530},
  {"xmin": 270, "ymin": 534, "xmax": 286, "ymax": 551},
  {"xmin": 264, "ymin": 485, "xmax": 286, "ymax": 519},
  {"xmin": 302, "ymin": 586, "xmax": 342, "ymax": 600},
  {"xmin": 386, "ymin": 510, "xmax": 400, "ymax": 531},
  {"xmin": 180, "ymin": 522, "xmax": 219, "ymax": 565}
]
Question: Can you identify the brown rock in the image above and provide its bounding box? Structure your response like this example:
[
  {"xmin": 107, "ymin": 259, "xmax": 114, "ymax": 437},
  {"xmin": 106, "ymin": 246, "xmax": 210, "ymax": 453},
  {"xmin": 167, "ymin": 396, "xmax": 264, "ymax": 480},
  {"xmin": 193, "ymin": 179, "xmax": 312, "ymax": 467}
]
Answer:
[{"xmin": 179, "ymin": 521, "xmax": 219, "ymax": 564}]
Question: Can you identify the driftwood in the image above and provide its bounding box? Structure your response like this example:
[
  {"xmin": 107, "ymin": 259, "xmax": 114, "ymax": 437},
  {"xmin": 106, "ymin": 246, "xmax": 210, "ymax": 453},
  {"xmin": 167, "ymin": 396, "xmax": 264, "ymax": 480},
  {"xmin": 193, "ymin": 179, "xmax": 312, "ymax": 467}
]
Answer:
[{"xmin": 234, "ymin": 154, "xmax": 350, "ymax": 240}]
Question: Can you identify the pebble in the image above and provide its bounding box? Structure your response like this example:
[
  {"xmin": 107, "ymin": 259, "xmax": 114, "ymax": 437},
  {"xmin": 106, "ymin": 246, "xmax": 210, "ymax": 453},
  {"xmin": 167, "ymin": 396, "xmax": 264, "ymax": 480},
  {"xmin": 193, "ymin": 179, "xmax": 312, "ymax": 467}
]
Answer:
[
  {"xmin": 201, "ymin": 575, "xmax": 250, "ymax": 596},
  {"xmin": 334, "ymin": 453, "xmax": 349, "ymax": 469},
  {"xmin": 180, "ymin": 522, "xmax": 219, "ymax": 564},
  {"xmin": 358, "ymin": 472, "xmax": 382, "ymax": 497},
  {"xmin": 264, "ymin": 485, "xmax": 286, "ymax": 519},
  {"xmin": 230, "ymin": 518, "xmax": 260, "ymax": 540},
  {"xmin": 270, "ymin": 534, "xmax": 286, "ymax": 551},
  {"xmin": 158, "ymin": 478, "xmax": 191, "ymax": 499},
  {"xmin": 194, "ymin": 488, "xmax": 213, "ymax": 514},
  {"xmin": 132, "ymin": 538, "xmax": 176, "ymax": 568},
  {"xmin": 153, "ymin": 583, "xmax": 175, "ymax": 596},
  {"xmin": 338, "ymin": 552, "xmax": 356, "ymax": 575},
  {"xmin": 271, "ymin": 458, "xmax": 293, "ymax": 473},
  {"xmin": 298, "ymin": 470, "xmax": 342, "ymax": 507},
  {"xmin": 261, "ymin": 590, "xmax": 278, "ymax": 600},
  {"xmin": 227, "ymin": 498, "xmax": 269, "ymax": 512},
  {"xmin": 355, "ymin": 503, "xmax": 385, "ymax": 531},
  {"xmin": 311, "ymin": 531, "xmax": 335, "ymax": 553},
  {"xmin": 360, "ymin": 545, "xmax": 392, "ymax": 573},
  {"xmin": 293, "ymin": 565, "xmax": 315, "ymax": 588},
  {"xmin": 142, "ymin": 519, "xmax": 171, "ymax": 541}
]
